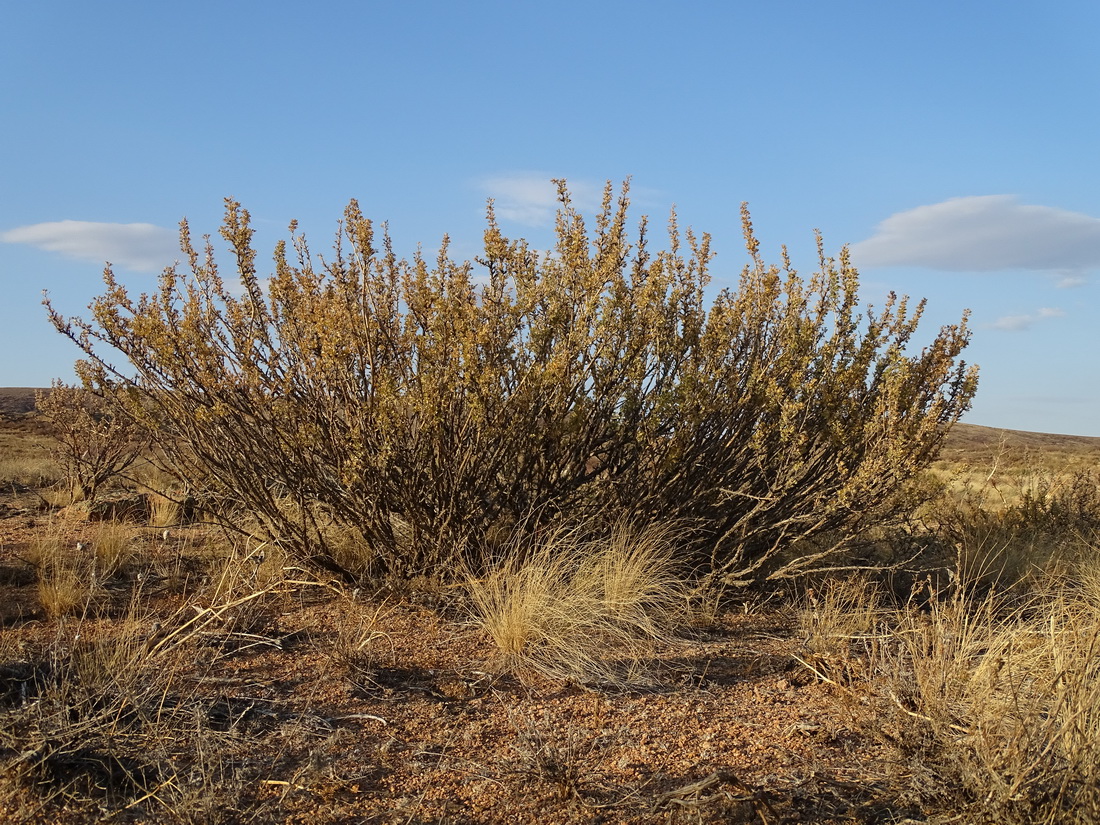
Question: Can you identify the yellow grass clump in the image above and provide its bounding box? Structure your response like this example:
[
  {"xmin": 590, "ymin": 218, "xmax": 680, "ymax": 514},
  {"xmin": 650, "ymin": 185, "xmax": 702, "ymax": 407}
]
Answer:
[{"xmin": 466, "ymin": 520, "xmax": 689, "ymax": 686}]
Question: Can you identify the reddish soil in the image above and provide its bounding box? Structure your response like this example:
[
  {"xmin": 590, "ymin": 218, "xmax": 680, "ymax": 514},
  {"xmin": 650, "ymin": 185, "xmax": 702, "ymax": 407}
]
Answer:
[
  {"xmin": 0, "ymin": 399, "xmax": 995, "ymax": 823},
  {"xmin": 0, "ymin": 494, "xmax": 915, "ymax": 823}
]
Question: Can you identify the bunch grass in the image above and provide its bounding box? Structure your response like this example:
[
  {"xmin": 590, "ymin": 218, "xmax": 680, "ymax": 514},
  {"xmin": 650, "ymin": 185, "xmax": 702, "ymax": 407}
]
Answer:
[
  {"xmin": 466, "ymin": 519, "xmax": 689, "ymax": 686},
  {"xmin": 830, "ymin": 554, "xmax": 1100, "ymax": 823}
]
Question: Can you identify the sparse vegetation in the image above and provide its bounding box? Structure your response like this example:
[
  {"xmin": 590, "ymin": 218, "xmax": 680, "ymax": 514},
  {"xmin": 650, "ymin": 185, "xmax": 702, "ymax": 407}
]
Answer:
[
  {"xmin": 24, "ymin": 522, "xmax": 143, "ymax": 619},
  {"xmin": 8, "ymin": 184, "xmax": 1099, "ymax": 822},
  {"xmin": 0, "ymin": 578, "xmax": 295, "ymax": 824},
  {"xmin": 0, "ymin": 455, "xmax": 61, "ymax": 489},
  {"xmin": 0, "ymin": 411, "xmax": 1098, "ymax": 822},
  {"xmin": 838, "ymin": 573, "xmax": 1100, "ymax": 823}
]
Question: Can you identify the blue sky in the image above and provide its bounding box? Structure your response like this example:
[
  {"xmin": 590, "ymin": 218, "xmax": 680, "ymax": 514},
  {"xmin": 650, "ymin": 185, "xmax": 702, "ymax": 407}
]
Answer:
[{"xmin": 2, "ymin": 1, "xmax": 1099, "ymax": 435}]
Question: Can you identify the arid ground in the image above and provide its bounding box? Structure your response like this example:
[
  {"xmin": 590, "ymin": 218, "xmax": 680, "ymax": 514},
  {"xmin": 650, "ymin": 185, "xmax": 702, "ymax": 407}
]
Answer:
[{"xmin": 2, "ymin": 387, "xmax": 1099, "ymax": 824}]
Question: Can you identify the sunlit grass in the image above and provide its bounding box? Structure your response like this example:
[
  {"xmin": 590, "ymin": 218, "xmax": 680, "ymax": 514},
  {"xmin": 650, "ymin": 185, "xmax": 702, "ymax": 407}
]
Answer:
[{"xmin": 466, "ymin": 520, "xmax": 689, "ymax": 686}]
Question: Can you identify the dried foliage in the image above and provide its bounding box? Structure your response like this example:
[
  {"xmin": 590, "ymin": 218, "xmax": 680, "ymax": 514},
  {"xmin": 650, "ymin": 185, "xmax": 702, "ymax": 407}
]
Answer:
[
  {"xmin": 45, "ymin": 181, "xmax": 977, "ymax": 583},
  {"xmin": 854, "ymin": 578, "xmax": 1100, "ymax": 823},
  {"xmin": 34, "ymin": 381, "xmax": 145, "ymax": 505},
  {"xmin": 0, "ymin": 576, "xmax": 298, "ymax": 823},
  {"xmin": 466, "ymin": 519, "xmax": 688, "ymax": 685}
]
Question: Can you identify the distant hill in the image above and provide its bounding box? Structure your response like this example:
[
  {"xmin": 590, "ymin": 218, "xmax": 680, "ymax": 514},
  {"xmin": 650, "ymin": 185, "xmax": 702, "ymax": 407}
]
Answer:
[
  {"xmin": 944, "ymin": 421, "xmax": 1100, "ymax": 453},
  {"xmin": 937, "ymin": 421, "xmax": 1100, "ymax": 475},
  {"xmin": 0, "ymin": 388, "xmax": 42, "ymax": 418}
]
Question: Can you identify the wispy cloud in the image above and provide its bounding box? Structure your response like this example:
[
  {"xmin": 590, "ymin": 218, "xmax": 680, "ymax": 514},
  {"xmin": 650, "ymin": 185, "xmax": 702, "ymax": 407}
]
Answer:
[
  {"xmin": 1, "ymin": 220, "xmax": 178, "ymax": 272},
  {"xmin": 851, "ymin": 196, "xmax": 1100, "ymax": 273},
  {"xmin": 478, "ymin": 173, "xmax": 603, "ymax": 226},
  {"xmin": 989, "ymin": 307, "xmax": 1065, "ymax": 332}
]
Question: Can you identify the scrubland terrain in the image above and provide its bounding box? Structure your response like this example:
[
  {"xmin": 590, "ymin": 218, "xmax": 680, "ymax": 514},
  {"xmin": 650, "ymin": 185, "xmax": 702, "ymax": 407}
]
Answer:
[
  {"xmin": 2, "ymin": 389, "xmax": 1099, "ymax": 824},
  {"xmin": 5, "ymin": 181, "xmax": 1095, "ymax": 824}
]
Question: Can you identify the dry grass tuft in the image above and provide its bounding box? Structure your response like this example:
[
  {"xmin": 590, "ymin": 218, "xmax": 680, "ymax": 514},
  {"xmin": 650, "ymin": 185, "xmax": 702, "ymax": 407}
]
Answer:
[
  {"xmin": 329, "ymin": 599, "xmax": 396, "ymax": 688},
  {"xmin": 26, "ymin": 522, "xmax": 141, "ymax": 619},
  {"xmin": 36, "ymin": 564, "xmax": 92, "ymax": 620},
  {"xmin": 147, "ymin": 491, "xmax": 180, "ymax": 529},
  {"xmin": 827, "ymin": 560, "xmax": 1100, "ymax": 823},
  {"xmin": 90, "ymin": 520, "xmax": 140, "ymax": 580},
  {"xmin": 27, "ymin": 527, "xmax": 97, "ymax": 619},
  {"xmin": 796, "ymin": 575, "xmax": 884, "ymax": 685},
  {"xmin": 466, "ymin": 520, "xmax": 689, "ymax": 686},
  {"xmin": 504, "ymin": 710, "xmax": 606, "ymax": 801}
]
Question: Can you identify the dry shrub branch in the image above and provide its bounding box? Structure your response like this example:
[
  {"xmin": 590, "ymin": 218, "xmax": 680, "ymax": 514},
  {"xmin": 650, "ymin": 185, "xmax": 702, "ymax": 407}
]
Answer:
[{"xmin": 45, "ymin": 181, "xmax": 977, "ymax": 584}]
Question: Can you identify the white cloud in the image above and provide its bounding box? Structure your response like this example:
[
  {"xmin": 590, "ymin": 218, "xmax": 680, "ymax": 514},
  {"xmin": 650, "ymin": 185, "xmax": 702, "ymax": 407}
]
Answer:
[
  {"xmin": 989, "ymin": 306, "xmax": 1065, "ymax": 332},
  {"xmin": 1, "ymin": 220, "xmax": 178, "ymax": 272},
  {"xmin": 851, "ymin": 196, "xmax": 1100, "ymax": 273},
  {"xmin": 1056, "ymin": 274, "xmax": 1088, "ymax": 288},
  {"xmin": 479, "ymin": 173, "xmax": 602, "ymax": 226}
]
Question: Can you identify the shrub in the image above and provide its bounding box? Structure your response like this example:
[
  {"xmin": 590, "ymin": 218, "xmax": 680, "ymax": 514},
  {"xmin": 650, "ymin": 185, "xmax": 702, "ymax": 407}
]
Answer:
[
  {"xmin": 45, "ymin": 181, "xmax": 977, "ymax": 584},
  {"xmin": 928, "ymin": 468, "xmax": 1100, "ymax": 593},
  {"xmin": 1008, "ymin": 469, "xmax": 1100, "ymax": 536},
  {"xmin": 35, "ymin": 381, "xmax": 146, "ymax": 505}
]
